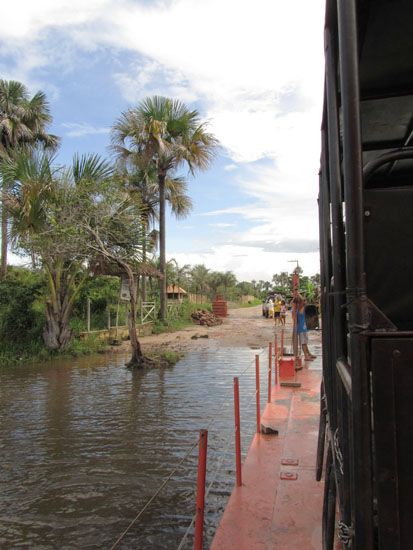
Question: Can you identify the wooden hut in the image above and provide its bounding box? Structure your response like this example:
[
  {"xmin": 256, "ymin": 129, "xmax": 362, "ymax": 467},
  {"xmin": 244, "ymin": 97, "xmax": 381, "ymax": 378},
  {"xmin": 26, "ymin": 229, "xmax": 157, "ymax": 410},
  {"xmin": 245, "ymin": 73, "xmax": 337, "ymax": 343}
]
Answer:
[{"xmin": 166, "ymin": 284, "xmax": 187, "ymax": 301}]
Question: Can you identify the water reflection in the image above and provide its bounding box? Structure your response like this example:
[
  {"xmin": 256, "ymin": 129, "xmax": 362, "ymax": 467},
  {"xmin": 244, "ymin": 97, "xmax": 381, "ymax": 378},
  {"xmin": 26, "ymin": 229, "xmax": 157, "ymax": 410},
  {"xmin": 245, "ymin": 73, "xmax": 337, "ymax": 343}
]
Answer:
[{"xmin": 0, "ymin": 347, "xmax": 266, "ymax": 548}]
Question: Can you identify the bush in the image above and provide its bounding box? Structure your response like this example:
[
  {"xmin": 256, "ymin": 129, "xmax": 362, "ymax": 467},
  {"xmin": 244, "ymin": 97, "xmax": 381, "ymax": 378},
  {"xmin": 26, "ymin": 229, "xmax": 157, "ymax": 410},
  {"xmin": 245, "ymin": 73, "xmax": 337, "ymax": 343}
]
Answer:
[{"xmin": 0, "ymin": 268, "xmax": 45, "ymax": 354}]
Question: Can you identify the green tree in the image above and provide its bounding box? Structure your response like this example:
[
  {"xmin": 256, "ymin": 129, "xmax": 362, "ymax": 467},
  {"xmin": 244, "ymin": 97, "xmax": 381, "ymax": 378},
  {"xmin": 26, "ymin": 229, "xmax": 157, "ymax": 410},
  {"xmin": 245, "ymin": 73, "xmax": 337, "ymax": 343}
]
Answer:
[
  {"xmin": 2, "ymin": 152, "xmax": 113, "ymax": 350},
  {"xmin": 190, "ymin": 264, "xmax": 210, "ymax": 297},
  {"xmin": 220, "ymin": 270, "xmax": 237, "ymax": 299},
  {"xmin": 0, "ymin": 80, "xmax": 58, "ymax": 278},
  {"xmin": 111, "ymin": 96, "xmax": 218, "ymax": 321},
  {"xmin": 82, "ymin": 182, "xmax": 150, "ymax": 367},
  {"xmin": 207, "ymin": 271, "xmax": 224, "ymax": 299},
  {"xmin": 272, "ymin": 271, "xmax": 290, "ymax": 291}
]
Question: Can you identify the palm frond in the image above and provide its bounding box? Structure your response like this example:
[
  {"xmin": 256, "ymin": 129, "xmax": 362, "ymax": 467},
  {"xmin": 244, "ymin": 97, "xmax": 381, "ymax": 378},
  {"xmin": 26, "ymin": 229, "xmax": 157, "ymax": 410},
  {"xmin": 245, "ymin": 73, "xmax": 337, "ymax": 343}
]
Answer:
[{"xmin": 71, "ymin": 153, "xmax": 113, "ymax": 185}]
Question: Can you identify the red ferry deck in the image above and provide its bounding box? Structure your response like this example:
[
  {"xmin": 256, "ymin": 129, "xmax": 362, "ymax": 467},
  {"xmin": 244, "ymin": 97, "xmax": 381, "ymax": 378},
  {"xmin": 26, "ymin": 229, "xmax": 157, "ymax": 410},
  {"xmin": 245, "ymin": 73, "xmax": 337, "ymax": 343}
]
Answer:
[{"xmin": 211, "ymin": 357, "xmax": 323, "ymax": 550}]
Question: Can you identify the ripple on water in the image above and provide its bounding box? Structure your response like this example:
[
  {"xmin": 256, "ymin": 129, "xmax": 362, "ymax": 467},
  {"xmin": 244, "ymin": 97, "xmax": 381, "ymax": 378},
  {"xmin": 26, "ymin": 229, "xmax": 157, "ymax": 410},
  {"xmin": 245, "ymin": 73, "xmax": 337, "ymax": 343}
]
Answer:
[{"xmin": 0, "ymin": 346, "xmax": 267, "ymax": 549}]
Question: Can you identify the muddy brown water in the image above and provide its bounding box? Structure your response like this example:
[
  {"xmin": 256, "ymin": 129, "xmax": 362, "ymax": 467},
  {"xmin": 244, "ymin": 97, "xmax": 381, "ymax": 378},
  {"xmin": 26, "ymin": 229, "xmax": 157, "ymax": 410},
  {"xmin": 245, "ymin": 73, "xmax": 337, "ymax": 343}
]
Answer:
[{"xmin": 0, "ymin": 344, "xmax": 271, "ymax": 549}]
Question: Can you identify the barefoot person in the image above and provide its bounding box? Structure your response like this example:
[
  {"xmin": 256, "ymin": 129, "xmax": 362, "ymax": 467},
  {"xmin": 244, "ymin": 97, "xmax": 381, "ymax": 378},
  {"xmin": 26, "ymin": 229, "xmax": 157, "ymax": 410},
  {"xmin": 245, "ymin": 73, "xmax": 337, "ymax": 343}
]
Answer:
[
  {"xmin": 280, "ymin": 300, "xmax": 287, "ymax": 326},
  {"xmin": 296, "ymin": 296, "xmax": 316, "ymax": 361},
  {"xmin": 274, "ymin": 297, "xmax": 281, "ymax": 326}
]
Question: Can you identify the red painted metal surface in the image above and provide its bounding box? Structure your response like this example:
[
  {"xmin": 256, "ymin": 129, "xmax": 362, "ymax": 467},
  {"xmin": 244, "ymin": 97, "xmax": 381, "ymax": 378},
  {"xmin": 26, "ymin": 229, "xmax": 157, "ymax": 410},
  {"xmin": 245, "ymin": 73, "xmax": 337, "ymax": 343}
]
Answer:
[
  {"xmin": 268, "ymin": 342, "xmax": 272, "ymax": 403},
  {"xmin": 255, "ymin": 355, "xmax": 260, "ymax": 433},
  {"xmin": 194, "ymin": 429, "xmax": 208, "ymax": 550},
  {"xmin": 274, "ymin": 335, "xmax": 278, "ymax": 386},
  {"xmin": 281, "ymin": 458, "xmax": 299, "ymax": 466},
  {"xmin": 281, "ymin": 328, "xmax": 285, "ymax": 356},
  {"xmin": 233, "ymin": 377, "xmax": 242, "ymax": 487},
  {"xmin": 280, "ymin": 471, "xmax": 298, "ymax": 481},
  {"xmin": 279, "ymin": 356, "xmax": 295, "ymax": 379},
  {"xmin": 211, "ymin": 363, "xmax": 323, "ymax": 550}
]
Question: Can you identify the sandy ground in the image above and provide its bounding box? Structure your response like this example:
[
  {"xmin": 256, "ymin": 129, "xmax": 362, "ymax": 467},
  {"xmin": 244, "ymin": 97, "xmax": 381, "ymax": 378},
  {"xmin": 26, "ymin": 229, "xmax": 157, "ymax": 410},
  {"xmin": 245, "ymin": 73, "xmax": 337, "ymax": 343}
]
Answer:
[{"xmin": 126, "ymin": 305, "xmax": 321, "ymax": 357}]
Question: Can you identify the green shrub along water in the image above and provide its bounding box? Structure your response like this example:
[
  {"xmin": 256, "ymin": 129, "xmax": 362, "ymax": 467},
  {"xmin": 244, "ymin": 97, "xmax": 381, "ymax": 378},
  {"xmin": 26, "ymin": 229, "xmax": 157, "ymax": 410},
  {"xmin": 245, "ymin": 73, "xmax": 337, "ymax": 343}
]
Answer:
[
  {"xmin": 0, "ymin": 268, "xmax": 46, "ymax": 364},
  {"xmin": 0, "ymin": 269, "xmax": 115, "ymax": 366},
  {"xmin": 0, "ymin": 266, "xmax": 263, "ymax": 367},
  {"xmin": 0, "ymin": 268, "xmax": 215, "ymax": 366}
]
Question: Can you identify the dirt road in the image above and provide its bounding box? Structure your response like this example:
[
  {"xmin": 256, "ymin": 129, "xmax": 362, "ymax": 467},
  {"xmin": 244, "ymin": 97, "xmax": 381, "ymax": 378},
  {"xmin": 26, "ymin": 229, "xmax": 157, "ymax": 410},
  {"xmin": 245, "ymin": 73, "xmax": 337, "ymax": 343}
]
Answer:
[{"xmin": 137, "ymin": 305, "xmax": 293, "ymax": 355}]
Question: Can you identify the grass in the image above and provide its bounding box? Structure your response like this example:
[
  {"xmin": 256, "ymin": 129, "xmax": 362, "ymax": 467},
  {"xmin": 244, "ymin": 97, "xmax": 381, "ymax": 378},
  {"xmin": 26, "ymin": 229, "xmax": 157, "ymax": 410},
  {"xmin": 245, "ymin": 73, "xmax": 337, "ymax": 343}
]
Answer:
[
  {"xmin": 151, "ymin": 302, "xmax": 212, "ymax": 335},
  {"xmin": 149, "ymin": 350, "xmax": 184, "ymax": 366},
  {"xmin": 0, "ymin": 334, "xmax": 109, "ymax": 368},
  {"xmin": 237, "ymin": 298, "xmax": 262, "ymax": 308}
]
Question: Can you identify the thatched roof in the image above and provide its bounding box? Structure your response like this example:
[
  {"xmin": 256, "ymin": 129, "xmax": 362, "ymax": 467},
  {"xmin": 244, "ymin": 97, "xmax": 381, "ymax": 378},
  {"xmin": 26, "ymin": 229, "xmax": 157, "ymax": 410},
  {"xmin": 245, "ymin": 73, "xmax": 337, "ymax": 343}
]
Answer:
[
  {"xmin": 90, "ymin": 256, "xmax": 163, "ymax": 279},
  {"xmin": 166, "ymin": 285, "xmax": 187, "ymax": 294}
]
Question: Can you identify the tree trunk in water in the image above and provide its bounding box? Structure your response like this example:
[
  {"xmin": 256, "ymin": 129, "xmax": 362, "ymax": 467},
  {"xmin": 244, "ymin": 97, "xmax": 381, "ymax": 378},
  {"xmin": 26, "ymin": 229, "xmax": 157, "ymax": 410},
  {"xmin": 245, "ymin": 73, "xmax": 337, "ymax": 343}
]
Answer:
[
  {"xmin": 158, "ymin": 173, "xmax": 167, "ymax": 322},
  {"xmin": 1, "ymin": 184, "xmax": 8, "ymax": 279},
  {"xmin": 43, "ymin": 301, "xmax": 73, "ymax": 350},
  {"xmin": 124, "ymin": 263, "xmax": 145, "ymax": 367}
]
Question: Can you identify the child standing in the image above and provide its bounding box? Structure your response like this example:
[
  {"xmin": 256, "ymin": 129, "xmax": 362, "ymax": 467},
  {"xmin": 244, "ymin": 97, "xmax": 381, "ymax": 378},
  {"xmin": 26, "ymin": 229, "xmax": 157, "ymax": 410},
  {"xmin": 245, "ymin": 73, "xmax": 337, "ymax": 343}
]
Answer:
[{"xmin": 280, "ymin": 300, "xmax": 287, "ymax": 326}]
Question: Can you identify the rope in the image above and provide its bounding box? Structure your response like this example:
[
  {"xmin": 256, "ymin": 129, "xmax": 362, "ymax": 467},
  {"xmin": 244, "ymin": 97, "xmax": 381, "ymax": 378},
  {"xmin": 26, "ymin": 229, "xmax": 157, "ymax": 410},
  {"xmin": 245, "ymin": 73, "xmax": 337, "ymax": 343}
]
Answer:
[
  {"xmin": 177, "ymin": 356, "xmax": 266, "ymax": 549},
  {"xmin": 177, "ymin": 427, "xmax": 235, "ymax": 549},
  {"xmin": 110, "ymin": 436, "xmax": 200, "ymax": 550},
  {"xmin": 200, "ymin": 349, "xmax": 265, "ymax": 433},
  {"xmin": 111, "ymin": 348, "xmax": 266, "ymax": 550}
]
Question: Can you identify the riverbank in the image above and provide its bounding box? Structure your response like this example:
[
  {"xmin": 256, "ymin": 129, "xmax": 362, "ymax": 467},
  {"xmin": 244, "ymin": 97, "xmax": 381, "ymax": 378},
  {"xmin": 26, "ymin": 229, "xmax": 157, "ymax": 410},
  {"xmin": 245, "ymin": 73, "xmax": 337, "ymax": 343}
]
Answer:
[{"xmin": 120, "ymin": 304, "xmax": 281, "ymax": 357}]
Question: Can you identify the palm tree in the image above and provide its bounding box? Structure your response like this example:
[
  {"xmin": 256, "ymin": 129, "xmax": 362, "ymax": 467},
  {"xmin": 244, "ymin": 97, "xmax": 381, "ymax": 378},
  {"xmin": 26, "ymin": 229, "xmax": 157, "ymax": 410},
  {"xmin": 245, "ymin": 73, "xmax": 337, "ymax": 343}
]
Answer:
[
  {"xmin": 220, "ymin": 271, "xmax": 237, "ymax": 299},
  {"xmin": 207, "ymin": 271, "xmax": 224, "ymax": 299},
  {"xmin": 190, "ymin": 264, "xmax": 210, "ymax": 299},
  {"xmin": 0, "ymin": 79, "xmax": 59, "ymax": 277},
  {"xmin": 125, "ymin": 165, "xmax": 193, "ymax": 302},
  {"xmin": 111, "ymin": 96, "xmax": 218, "ymax": 321}
]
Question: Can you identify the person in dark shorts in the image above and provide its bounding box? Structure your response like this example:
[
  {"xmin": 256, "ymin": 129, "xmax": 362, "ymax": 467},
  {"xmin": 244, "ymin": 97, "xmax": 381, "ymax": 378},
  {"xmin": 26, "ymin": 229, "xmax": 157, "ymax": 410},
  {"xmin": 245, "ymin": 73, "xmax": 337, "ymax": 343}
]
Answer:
[{"xmin": 296, "ymin": 296, "xmax": 316, "ymax": 360}]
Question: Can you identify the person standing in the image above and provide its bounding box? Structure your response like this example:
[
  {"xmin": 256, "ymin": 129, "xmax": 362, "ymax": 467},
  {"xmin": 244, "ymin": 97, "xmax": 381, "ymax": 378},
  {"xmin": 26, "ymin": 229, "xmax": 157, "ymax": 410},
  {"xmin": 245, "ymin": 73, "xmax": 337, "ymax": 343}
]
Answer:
[
  {"xmin": 296, "ymin": 296, "xmax": 316, "ymax": 360},
  {"xmin": 280, "ymin": 300, "xmax": 287, "ymax": 326},
  {"xmin": 267, "ymin": 297, "xmax": 274, "ymax": 319},
  {"xmin": 274, "ymin": 298, "xmax": 281, "ymax": 326}
]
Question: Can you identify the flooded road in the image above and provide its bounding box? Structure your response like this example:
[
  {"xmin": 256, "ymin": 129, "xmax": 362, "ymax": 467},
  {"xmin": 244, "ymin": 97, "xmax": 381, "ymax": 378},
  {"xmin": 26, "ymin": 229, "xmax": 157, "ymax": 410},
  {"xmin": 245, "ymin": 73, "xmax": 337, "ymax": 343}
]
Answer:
[{"xmin": 0, "ymin": 344, "xmax": 269, "ymax": 549}]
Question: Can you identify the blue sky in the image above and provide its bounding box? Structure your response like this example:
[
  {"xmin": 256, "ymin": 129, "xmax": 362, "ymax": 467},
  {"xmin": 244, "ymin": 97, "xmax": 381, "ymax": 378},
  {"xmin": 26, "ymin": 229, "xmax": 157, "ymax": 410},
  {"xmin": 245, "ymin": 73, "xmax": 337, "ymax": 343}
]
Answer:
[{"xmin": 1, "ymin": 0, "xmax": 326, "ymax": 281}]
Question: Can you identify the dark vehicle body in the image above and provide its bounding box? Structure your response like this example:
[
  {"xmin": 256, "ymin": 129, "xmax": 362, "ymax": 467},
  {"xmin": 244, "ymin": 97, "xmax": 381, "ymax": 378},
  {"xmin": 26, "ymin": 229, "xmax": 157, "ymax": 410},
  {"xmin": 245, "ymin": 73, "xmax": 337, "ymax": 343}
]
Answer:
[{"xmin": 318, "ymin": 1, "xmax": 413, "ymax": 548}]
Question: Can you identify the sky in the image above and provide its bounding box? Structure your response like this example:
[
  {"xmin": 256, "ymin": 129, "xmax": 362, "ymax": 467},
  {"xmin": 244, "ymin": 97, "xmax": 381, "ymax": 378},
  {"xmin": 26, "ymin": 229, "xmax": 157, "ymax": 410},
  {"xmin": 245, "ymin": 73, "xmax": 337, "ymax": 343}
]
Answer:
[{"xmin": 0, "ymin": 0, "xmax": 326, "ymax": 282}]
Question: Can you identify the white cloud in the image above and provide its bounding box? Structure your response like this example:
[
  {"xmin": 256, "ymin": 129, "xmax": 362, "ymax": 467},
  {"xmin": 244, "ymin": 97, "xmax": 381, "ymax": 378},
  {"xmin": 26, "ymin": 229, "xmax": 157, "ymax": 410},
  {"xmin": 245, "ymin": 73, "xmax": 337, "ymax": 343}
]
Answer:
[
  {"xmin": 168, "ymin": 245, "xmax": 320, "ymax": 282},
  {"xmin": 0, "ymin": 0, "xmax": 325, "ymax": 279},
  {"xmin": 0, "ymin": 0, "xmax": 325, "ymax": 160},
  {"xmin": 208, "ymin": 222, "xmax": 235, "ymax": 228},
  {"xmin": 61, "ymin": 122, "xmax": 110, "ymax": 137}
]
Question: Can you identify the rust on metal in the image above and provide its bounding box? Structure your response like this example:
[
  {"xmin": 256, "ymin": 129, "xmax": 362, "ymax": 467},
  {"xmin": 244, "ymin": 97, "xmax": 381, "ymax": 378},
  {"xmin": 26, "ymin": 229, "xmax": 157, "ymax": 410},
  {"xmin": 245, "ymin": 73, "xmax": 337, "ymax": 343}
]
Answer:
[
  {"xmin": 281, "ymin": 458, "xmax": 299, "ymax": 466},
  {"xmin": 280, "ymin": 471, "xmax": 298, "ymax": 481}
]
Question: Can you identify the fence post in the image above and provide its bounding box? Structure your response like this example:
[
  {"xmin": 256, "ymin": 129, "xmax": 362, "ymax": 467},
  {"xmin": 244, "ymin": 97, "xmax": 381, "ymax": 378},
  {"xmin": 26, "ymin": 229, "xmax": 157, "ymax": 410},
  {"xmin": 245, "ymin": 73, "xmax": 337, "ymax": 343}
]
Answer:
[
  {"xmin": 87, "ymin": 298, "xmax": 91, "ymax": 333},
  {"xmin": 255, "ymin": 355, "xmax": 261, "ymax": 434},
  {"xmin": 194, "ymin": 429, "xmax": 208, "ymax": 550},
  {"xmin": 233, "ymin": 378, "xmax": 242, "ymax": 487},
  {"xmin": 281, "ymin": 328, "xmax": 285, "ymax": 357},
  {"xmin": 268, "ymin": 342, "xmax": 272, "ymax": 403}
]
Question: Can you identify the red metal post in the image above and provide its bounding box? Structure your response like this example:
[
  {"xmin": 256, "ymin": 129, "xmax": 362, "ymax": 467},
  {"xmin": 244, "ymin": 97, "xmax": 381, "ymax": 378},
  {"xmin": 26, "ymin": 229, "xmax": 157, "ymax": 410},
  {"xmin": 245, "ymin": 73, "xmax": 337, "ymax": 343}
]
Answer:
[
  {"xmin": 268, "ymin": 342, "xmax": 272, "ymax": 403},
  {"xmin": 233, "ymin": 377, "xmax": 242, "ymax": 487},
  {"xmin": 281, "ymin": 328, "xmax": 285, "ymax": 357},
  {"xmin": 255, "ymin": 355, "xmax": 261, "ymax": 433},
  {"xmin": 274, "ymin": 334, "xmax": 278, "ymax": 386},
  {"xmin": 194, "ymin": 429, "xmax": 208, "ymax": 550}
]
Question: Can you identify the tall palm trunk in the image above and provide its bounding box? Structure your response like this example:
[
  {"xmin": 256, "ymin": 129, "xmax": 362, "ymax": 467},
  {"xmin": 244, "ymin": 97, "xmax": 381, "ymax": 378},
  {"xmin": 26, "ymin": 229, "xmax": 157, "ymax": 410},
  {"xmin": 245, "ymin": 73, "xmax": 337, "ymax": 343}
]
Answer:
[
  {"xmin": 1, "ymin": 184, "xmax": 7, "ymax": 278},
  {"xmin": 158, "ymin": 173, "xmax": 167, "ymax": 321},
  {"xmin": 141, "ymin": 221, "xmax": 147, "ymax": 303}
]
